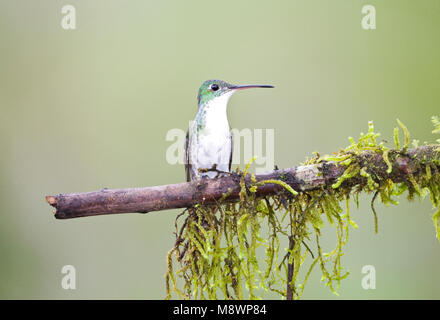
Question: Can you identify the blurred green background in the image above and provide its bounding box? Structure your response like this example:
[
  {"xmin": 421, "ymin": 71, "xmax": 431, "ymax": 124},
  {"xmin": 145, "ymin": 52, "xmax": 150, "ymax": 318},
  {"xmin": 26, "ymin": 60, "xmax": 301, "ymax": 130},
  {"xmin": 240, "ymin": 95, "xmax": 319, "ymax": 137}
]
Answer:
[{"xmin": 0, "ymin": 0, "xmax": 439, "ymax": 299}]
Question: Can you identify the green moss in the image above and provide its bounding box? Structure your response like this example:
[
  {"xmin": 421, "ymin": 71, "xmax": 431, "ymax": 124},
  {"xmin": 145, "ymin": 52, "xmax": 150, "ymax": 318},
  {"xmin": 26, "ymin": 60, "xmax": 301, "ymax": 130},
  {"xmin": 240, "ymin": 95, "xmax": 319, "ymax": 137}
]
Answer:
[
  {"xmin": 432, "ymin": 116, "xmax": 440, "ymax": 144},
  {"xmin": 165, "ymin": 117, "xmax": 440, "ymax": 300},
  {"xmin": 397, "ymin": 119, "xmax": 410, "ymax": 152}
]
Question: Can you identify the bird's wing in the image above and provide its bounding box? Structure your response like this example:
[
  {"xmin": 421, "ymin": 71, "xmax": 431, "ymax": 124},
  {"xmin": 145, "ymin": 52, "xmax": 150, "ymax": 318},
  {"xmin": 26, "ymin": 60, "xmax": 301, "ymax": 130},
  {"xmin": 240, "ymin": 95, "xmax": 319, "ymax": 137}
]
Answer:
[
  {"xmin": 184, "ymin": 129, "xmax": 191, "ymax": 182},
  {"xmin": 229, "ymin": 132, "xmax": 233, "ymax": 172}
]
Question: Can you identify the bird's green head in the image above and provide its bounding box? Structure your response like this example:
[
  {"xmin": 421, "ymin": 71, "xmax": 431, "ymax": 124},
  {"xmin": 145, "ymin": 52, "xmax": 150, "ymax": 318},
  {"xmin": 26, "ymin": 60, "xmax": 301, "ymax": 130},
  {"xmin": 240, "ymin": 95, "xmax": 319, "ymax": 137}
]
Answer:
[{"xmin": 197, "ymin": 79, "xmax": 274, "ymax": 107}]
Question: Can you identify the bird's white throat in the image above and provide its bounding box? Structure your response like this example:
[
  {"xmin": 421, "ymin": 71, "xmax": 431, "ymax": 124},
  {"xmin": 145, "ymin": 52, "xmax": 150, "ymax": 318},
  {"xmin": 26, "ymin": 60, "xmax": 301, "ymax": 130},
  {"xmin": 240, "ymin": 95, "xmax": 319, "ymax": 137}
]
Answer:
[{"xmin": 201, "ymin": 91, "xmax": 234, "ymax": 134}]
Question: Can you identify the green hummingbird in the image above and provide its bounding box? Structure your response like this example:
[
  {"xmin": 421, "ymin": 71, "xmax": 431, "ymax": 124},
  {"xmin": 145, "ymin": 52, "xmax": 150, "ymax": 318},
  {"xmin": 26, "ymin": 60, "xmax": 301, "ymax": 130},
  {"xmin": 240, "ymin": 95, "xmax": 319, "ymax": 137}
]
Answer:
[{"xmin": 185, "ymin": 79, "xmax": 274, "ymax": 181}]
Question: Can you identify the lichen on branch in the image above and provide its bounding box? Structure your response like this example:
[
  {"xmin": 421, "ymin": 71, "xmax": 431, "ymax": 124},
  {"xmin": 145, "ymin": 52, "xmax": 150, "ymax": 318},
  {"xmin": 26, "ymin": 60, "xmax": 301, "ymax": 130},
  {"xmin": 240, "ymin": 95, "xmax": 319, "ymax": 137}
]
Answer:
[{"xmin": 166, "ymin": 118, "xmax": 440, "ymax": 300}]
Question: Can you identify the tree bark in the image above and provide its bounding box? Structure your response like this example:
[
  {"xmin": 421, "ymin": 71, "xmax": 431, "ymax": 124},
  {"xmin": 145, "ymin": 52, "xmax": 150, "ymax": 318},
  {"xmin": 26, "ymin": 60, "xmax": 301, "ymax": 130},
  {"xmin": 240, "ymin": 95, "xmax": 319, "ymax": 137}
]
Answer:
[{"xmin": 46, "ymin": 145, "xmax": 439, "ymax": 219}]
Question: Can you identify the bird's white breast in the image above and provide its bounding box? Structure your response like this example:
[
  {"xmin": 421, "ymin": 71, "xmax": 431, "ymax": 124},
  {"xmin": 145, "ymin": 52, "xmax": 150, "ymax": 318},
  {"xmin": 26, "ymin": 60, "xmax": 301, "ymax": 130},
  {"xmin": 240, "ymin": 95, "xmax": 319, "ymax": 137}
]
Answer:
[{"xmin": 191, "ymin": 92, "xmax": 234, "ymax": 177}]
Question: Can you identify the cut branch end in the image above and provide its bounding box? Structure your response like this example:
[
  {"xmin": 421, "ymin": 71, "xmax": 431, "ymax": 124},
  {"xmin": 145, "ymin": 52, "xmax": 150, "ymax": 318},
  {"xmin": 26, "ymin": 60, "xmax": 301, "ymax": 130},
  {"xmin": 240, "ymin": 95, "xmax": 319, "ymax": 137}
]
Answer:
[{"xmin": 46, "ymin": 195, "xmax": 57, "ymax": 207}]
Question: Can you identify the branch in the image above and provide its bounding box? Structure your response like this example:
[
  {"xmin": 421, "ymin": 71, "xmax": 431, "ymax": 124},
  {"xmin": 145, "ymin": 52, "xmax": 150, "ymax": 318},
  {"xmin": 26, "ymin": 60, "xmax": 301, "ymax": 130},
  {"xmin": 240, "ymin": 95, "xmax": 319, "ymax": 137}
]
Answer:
[{"xmin": 46, "ymin": 145, "xmax": 439, "ymax": 219}]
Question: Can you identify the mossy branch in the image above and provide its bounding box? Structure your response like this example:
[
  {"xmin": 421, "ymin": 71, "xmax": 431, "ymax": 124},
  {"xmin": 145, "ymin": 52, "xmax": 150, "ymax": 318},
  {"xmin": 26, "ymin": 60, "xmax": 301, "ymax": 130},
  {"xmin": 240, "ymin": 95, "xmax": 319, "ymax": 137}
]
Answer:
[
  {"xmin": 45, "ymin": 119, "xmax": 440, "ymax": 300},
  {"xmin": 46, "ymin": 145, "xmax": 439, "ymax": 219},
  {"xmin": 164, "ymin": 119, "xmax": 440, "ymax": 300}
]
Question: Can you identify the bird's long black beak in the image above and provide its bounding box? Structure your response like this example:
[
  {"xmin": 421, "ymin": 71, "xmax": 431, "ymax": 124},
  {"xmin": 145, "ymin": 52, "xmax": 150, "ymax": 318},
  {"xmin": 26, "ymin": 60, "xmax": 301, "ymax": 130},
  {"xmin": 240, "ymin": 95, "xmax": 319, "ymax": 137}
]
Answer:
[{"xmin": 228, "ymin": 84, "xmax": 274, "ymax": 90}]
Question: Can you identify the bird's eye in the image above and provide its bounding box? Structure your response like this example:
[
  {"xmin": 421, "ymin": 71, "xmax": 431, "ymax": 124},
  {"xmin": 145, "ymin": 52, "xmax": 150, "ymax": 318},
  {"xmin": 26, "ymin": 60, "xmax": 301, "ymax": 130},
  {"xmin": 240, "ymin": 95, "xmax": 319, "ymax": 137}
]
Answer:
[{"xmin": 211, "ymin": 84, "xmax": 219, "ymax": 91}]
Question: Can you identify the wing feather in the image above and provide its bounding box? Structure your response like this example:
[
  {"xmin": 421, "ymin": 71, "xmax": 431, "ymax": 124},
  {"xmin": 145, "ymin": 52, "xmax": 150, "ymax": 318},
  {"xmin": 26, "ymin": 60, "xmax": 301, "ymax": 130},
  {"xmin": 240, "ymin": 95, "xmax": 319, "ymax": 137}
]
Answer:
[
  {"xmin": 228, "ymin": 133, "xmax": 233, "ymax": 172},
  {"xmin": 184, "ymin": 130, "xmax": 191, "ymax": 182}
]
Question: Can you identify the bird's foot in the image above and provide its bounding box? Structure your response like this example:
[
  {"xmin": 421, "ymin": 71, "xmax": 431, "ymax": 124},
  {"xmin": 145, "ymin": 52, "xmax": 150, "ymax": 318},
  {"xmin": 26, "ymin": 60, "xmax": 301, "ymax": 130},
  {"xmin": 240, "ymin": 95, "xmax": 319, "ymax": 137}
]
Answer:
[
  {"xmin": 198, "ymin": 164, "xmax": 217, "ymax": 174},
  {"xmin": 198, "ymin": 164, "xmax": 233, "ymax": 179},
  {"xmin": 213, "ymin": 169, "xmax": 232, "ymax": 179}
]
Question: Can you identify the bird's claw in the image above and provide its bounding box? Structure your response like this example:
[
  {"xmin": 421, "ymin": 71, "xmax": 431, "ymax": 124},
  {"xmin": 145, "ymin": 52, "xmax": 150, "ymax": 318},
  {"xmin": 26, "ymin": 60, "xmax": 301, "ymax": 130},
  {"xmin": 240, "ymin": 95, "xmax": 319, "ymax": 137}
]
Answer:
[{"xmin": 198, "ymin": 164, "xmax": 233, "ymax": 179}]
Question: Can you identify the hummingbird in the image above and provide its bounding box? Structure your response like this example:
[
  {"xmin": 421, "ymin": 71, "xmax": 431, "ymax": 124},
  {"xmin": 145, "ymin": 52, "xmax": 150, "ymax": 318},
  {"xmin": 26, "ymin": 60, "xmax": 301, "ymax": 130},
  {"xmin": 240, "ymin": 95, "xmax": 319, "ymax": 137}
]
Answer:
[{"xmin": 185, "ymin": 79, "xmax": 274, "ymax": 181}]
